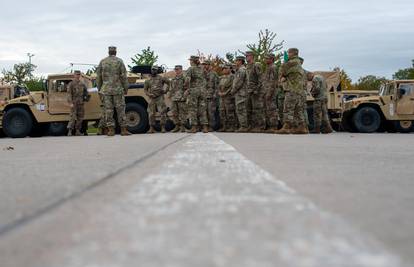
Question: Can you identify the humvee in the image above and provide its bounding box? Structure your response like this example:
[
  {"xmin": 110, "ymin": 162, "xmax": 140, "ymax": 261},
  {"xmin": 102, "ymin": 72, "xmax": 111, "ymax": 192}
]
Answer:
[
  {"xmin": 341, "ymin": 80, "xmax": 414, "ymax": 133},
  {"xmin": 305, "ymin": 71, "xmax": 378, "ymax": 131},
  {"xmin": 0, "ymin": 73, "xmax": 153, "ymax": 138},
  {"xmin": 0, "ymin": 83, "xmax": 29, "ymax": 102}
]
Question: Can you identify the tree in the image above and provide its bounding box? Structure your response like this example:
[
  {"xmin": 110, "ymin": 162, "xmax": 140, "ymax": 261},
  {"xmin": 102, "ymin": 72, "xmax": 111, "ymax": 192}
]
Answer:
[
  {"xmin": 86, "ymin": 66, "xmax": 97, "ymax": 76},
  {"xmin": 243, "ymin": 29, "xmax": 284, "ymax": 68},
  {"xmin": 25, "ymin": 77, "xmax": 45, "ymax": 91},
  {"xmin": 334, "ymin": 67, "xmax": 354, "ymax": 91},
  {"xmin": 393, "ymin": 60, "xmax": 414, "ymax": 80},
  {"xmin": 128, "ymin": 46, "xmax": 159, "ymax": 71},
  {"xmin": 1, "ymin": 62, "xmax": 37, "ymax": 84},
  {"xmin": 354, "ymin": 75, "xmax": 387, "ymax": 91}
]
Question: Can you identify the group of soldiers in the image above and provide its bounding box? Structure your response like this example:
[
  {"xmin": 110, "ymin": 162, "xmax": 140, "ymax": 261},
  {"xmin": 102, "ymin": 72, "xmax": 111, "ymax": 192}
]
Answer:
[{"xmin": 66, "ymin": 46, "xmax": 333, "ymax": 136}]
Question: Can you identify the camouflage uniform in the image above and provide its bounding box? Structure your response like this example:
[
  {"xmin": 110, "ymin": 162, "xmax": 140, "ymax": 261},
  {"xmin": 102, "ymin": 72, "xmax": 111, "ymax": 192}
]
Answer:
[
  {"xmin": 67, "ymin": 79, "xmax": 88, "ymax": 133},
  {"xmin": 302, "ymin": 69, "xmax": 309, "ymax": 126},
  {"xmin": 96, "ymin": 53, "xmax": 129, "ymax": 130},
  {"xmin": 144, "ymin": 75, "xmax": 169, "ymax": 128},
  {"xmin": 186, "ymin": 64, "xmax": 208, "ymax": 127},
  {"xmin": 311, "ymin": 74, "xmax": 332, "ymax": 132},
  {"xmin": 204, "ymin": 70, "xmax": 219, "ymax": 129},
  {"xmin": 231, "ymin": 64, "xmax": 249, "ymax": 130},
  {"xmin": 218, "ymin": 72, "xmax": 236, "ymax": 130},
  {"xmin": 169, "ymin": 73, "xmax": 187, "ymax": 128},
  {"xmin": 262, "ymin": 64, "xmax": 279, "ymax": 129},
  {"xmin": 246, "ymin": 62, "xmax": 266, "ymax": 130},
  {"xmin": 280, "ymin": 55, "xmax": 306, "ymax": 128}
]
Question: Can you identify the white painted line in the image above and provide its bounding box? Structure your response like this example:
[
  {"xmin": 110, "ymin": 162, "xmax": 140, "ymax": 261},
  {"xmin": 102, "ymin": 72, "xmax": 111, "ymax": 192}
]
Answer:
[{"xmin": 52, "ymin": 133, "xmax": 404, "ymax": 267}]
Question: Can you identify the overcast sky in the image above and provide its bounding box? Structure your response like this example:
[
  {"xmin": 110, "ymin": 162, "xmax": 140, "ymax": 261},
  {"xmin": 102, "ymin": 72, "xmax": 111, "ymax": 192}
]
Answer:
[{"xmin": 0, "ymin": 0, "xmax": 413, "ymax": 81}]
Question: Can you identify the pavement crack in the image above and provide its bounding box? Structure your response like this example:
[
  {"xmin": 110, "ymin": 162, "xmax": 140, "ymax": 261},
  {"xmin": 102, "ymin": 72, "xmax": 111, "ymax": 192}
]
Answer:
[{"xmin": 0, "ymin": 135, "xmax": 191, "ymax": 238}]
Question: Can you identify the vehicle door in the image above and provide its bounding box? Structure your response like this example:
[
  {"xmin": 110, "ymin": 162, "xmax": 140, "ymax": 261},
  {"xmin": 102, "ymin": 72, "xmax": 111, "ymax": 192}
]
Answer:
[
  {"xmin": 396, "ymin": 83, "xmax": 414, "ymax": 115},
  {"xmin": 48, "ymin": 79, "xmax": 72, "ymax": 114}
]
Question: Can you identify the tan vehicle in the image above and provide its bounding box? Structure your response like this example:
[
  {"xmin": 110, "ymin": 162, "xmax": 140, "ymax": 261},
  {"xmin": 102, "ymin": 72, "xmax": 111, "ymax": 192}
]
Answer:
[
  {"xmin": 0, "ymin": 84, "xmax": 30, "ymax": 102},
  {"xmin": 341, "ymin": 80, "xmax": 414, "ymax": 133},
  {"xmin": 305, "ymin": 71, "xmax": 378, "ymax": 131},
  {"xmin": 0, "ymin": 73, "xmax": 155, "ymax": 138}
]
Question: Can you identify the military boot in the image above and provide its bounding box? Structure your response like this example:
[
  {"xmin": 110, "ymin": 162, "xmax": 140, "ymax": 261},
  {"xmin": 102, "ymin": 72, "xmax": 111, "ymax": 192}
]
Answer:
[
  {"xmin": 322, "ymin": 123, "xmax": 334, "ymax": 134},
  {"xmin": 75, "ymin": 129, "xmax": 82, "ymax": 136},
  {"xmin": 121, "ymin": 127, "xmax": 131, "ymax": 136},
  {"xmin": 265, "ymin": 127, "xmax": 278, "ymax": 134},
  {"xmin": 107, "ymin": 127, "xmax": 115, "ymax": 137},
  {"xmin": 236, "ymin": 127, "xmax": 249, "ymax": 133},
  {"xmin": 148, "ymin": 126, "xmax": 156, "ymax": 134},
  {"xmin": 67, "ymin": 129, "xmax": 73, "ymax": 136},
  {"xmin": 202, "ymin": 125, "xmax": 209, "ymax": 133},
  {"xmin": 187, "ymin": 126, "xmax": 198, "ymax": 133},
  {"xmin": 180, "ymin": 125, "xmax": 187, "ymax": 132},
  {"xmin": 276, "ymin": 123, "xmax": 292, "ymax": 134},
  {"xmin": 161, "ymin": 125, "xmax": 166, "ymax": 133},
  {"xmin": 102, "ymin": 127, "xmax": 108, "ymax": 136},
  {"xmin": 171, "ymin": 124, "xmax": 180, "ymax": 133},
  {"xmin": 291, "ymin": 123, "xmax": 309, "ymax": 135},
  {"xmin": 226, "ymin": 127, "xmax": 235, "ymax": 132},
  {"xmin": 311, "ymin": 125, "xmax": 321, "ymax": 134},
  {"xmin": 217, "ymin": 124, "xmax": 226, "ymax": 132}
]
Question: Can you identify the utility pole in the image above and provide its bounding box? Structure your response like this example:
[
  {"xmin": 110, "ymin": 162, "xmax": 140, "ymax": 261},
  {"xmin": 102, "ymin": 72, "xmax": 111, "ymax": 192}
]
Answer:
[{"xmin": 27, "ymin": 53, "xmax": 35, "ymax": 64}]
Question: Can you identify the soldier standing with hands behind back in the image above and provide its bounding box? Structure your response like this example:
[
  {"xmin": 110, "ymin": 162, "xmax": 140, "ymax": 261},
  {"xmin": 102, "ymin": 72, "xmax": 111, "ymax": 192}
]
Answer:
[
  {"xmin": 231, "ymin": 56, "xmax": 249, "ymax": 133},
  {"xmin": 202, "ymin": 60, "xmax": 219, "ymax": 131},
  {"xmin": 96, "ymin": 46, "xmax": 130, "ymax": 136},
  {"xmin": 67, "ymin": 70, "xmax": 88, "ymax": 136}
]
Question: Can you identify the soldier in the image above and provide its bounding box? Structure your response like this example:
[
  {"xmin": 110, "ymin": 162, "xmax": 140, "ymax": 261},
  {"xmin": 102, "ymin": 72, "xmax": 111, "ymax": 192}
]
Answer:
[
  {"xmin": 96, "ymin": 46, "xmax": 130, "ymax": 136},
  {"xmin": 231, "ymin": 56, "xmax": 249, "ymax": 132},
  {"xmin": 262, "ymin": 53, "xmax": 279, "ymax": 132},
  {"xmin": 308, "ymin": 72, "xmax": 334, "ymax": 134},
  {"xmin": 217, "ymin": 64, "xmax": 236, "ymax": 132},
  {"xmin": 202, "ymin": 60, "xmax": 219, "ymax": 131},
  {"xmin": 169, "ymin": 65, "xmax": 187, "ymax": 133},
  {"xmin": 67, "ymin": 70, "xmax": 88, "ymax": 136},
  {"xmin": 184, "ymin": 55, "xmax": 208, "ymax": 133},
  {"xmin": 144, "ymin": 65, "xmax": 170, "ymax": 133},
  {"xmin": 276, "ymin": 48, "xmax": 308, "ymax": 134},
  {"xmin": 245, "ymin": 51, "xmax": 266, "ymax": 132}
]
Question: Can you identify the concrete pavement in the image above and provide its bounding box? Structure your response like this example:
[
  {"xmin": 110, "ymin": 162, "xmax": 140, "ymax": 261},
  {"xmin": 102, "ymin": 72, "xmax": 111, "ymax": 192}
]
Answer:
[{"xmin": 0, "ymin": 133, "xmax": 412, "ymax": 267}]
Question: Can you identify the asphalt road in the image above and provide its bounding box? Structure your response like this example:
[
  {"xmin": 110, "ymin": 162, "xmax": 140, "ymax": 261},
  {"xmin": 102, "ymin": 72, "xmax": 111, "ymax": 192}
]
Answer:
[{"xmin": 0, "ymin": 132, "xmax": 412, "ymax": 267}]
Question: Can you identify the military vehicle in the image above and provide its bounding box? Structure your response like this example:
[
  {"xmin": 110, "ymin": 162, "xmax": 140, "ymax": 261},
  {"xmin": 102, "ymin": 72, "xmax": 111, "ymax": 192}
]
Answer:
[
  {"xmin": 341, "ymin": 80, "xmax": 414, "ymax": 133},
  {"xmin": 305, "ymin": 71, "xmax": 378, "ymax": 131},
  {"xmin": 0, "ymin": 73, "xmax": 153, "ymax": 138}
]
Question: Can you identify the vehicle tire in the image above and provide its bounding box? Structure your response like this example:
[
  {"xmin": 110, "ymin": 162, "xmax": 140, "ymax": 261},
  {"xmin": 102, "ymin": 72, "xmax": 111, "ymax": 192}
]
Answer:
[
  {"xmin": 47, "ymin": 122, "xmax": 68, "ymax": 136},
  {"xmin": 352, "ymin": 106, "xmax": 381, "ymax": 133},
  {"xmin": 125, "ymin": 102, "xmax": 148, "ymax": 134},
  {"xmin": 393, "ymin": 120, "xmax": 414, "ymax": 133},
  {"xmin": 165, "ymin": 119, "xmax": 175, "ymax": 132},
  {"xmin": 2, "ymin": 107, "xmax": 33, "ymax": 138}
]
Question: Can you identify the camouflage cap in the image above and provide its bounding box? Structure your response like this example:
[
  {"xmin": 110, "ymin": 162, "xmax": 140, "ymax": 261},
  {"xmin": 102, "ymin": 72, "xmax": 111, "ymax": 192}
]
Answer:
[
  {"xmin": 235, "ymin": 55, "xmax": 246, "ymax": 61},
  {"xmin": 288, "ymin": 48, "xmax": 299, "ymax": 54},
  {"xmin": 201, "ymin": 60, "xmax": 212, "ymax": 65},
  {"xmin": 188, "ymin": 55, "xmax": 200, "ymax": 61},
  {"xmin": 265, "ymin": 53, "xmax": 275, "ymax": 59},
  {"xmin": 245, "ymin": 51, "xmax": 254, "ymax": 56},
  {"xmin": 174, "ymin": 65, "xmax": 183, "ymax": 69},
  {"xmin": 73, "ymin": 70, "xmax": 81, "ymax": 75},
  {"xmin": 108, "ymin": 46, "xmax": 117, "ymax": 52}
]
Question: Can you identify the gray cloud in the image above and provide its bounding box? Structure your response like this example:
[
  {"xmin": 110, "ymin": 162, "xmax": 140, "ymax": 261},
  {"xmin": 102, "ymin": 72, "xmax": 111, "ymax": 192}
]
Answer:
[{"xmin": 0, "ymin": 0, "xmax": 413, "ymax": 81}]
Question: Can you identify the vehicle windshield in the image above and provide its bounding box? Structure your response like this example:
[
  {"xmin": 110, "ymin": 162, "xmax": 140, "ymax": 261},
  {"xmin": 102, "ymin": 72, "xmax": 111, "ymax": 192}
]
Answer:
[{"xmin": 379, "ymin": 84, "xmax": 386, "ymax": 96}]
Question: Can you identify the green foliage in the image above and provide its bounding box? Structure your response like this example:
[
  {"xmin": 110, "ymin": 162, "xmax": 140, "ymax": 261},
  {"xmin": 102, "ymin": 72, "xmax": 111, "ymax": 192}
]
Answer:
[
  {"xmin": 128, "ymin": 46, "xmax": 159, "ymax": 71},
  {"xmin": 25, "ymin": 77, "xmax": 45, "ymax": 91},
  {"xmin": 243, "ymin": 29, "xmax": 284, "ymax": 68},
  {"xmin": 225, "ymin": 52, "xmax": 240, "ymax": 64},
  {"xmin": 393, "ymin": 60, "xmax": 414, "ymax": 80},
  {"xmin": 354, "ymin": 75, "xmax": 387, "ymax": 91},
  {"xmin": 334, "ymin": 67, "xmax": 354, "ymax": 90},
  {"xmin": 86, "ymin": 66, "xmax": 97, "ymax": 76},
  {"xmin": 1, "ymin": 62, "xmax": 37, "ymax": 84}
]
